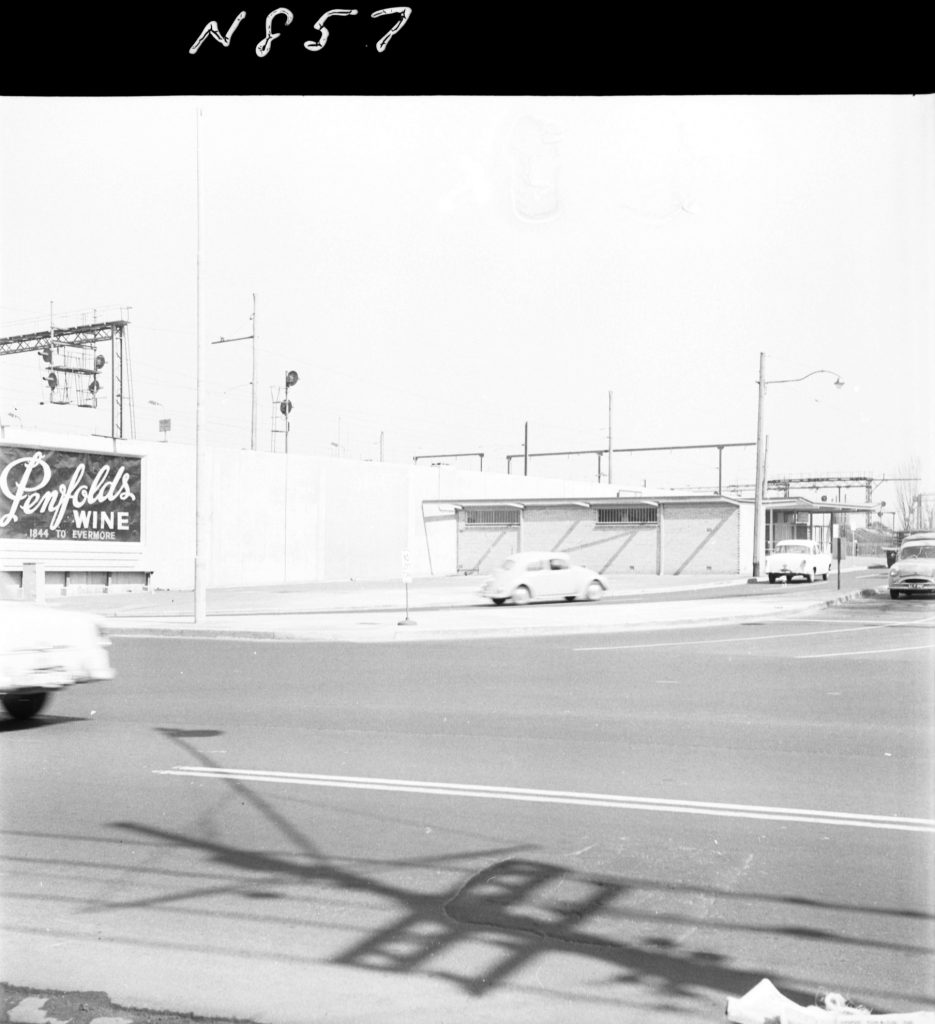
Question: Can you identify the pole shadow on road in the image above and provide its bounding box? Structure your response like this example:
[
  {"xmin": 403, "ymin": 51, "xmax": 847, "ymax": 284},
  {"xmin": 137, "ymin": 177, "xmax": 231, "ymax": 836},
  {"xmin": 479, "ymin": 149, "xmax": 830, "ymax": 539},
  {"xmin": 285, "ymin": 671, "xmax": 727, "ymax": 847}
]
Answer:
[{"xmin": 98, "ymin": 727, "xmax": 935, "ymax": 1015}]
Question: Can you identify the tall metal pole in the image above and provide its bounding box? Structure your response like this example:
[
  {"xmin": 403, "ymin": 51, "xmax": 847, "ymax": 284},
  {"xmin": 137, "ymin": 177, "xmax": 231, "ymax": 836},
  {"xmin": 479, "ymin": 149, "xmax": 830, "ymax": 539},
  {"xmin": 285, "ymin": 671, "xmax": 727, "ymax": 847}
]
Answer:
[
  {"xmin": 194, "ymin": 109, "xmax": 208, "ymax": 623},
  {"xmin": 250, "ymin": 292, "xmax": 257, "ymax": 451},
  {"xmin": 524, "ymin": 422, "xmax": 528, "ymax": 476},
  {"xmin": 607, "ymin": 390, "xmax": 613, "ymax": 485},
  {"xmin": 752, "ymin": 351, "xmax": 767, "ymax": 579}
]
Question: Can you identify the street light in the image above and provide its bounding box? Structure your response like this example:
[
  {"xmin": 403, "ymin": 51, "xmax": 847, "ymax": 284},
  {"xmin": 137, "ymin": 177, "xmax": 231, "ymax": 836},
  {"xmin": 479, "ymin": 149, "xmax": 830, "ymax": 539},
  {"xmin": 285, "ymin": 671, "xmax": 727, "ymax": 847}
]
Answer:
[
  {"xmin": 751, "ymin": 353, "xmax": 845, "ymax": 579},
  {"xmin": 147, "ymin": 399, "xmax": 170, "ymax": 442},
  {"xmin": 0, "ymin": 409, "xmax": 22, "ymax": 438}
]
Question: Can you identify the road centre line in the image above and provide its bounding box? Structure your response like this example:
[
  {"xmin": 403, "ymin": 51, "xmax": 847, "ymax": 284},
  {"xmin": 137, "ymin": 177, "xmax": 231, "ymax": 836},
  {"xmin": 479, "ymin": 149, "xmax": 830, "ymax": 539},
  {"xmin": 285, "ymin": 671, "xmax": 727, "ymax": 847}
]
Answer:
[
  {"xmin": 573, "ymin": 623, "xmax": 893, "ymax": 652},
  {"xmin": 154, "ymin": 767, "xmax": 935, "ymax": 833},
  {"xmin": 796, "ymin": 643, "xmax": 935, "ymax": 659}
]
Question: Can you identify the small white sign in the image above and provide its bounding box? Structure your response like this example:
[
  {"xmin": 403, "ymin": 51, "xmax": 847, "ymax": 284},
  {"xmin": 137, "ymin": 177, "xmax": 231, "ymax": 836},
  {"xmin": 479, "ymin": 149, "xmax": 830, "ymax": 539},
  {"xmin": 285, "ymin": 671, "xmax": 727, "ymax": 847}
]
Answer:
[{"xmin": 401, "ymin": 549, "xmax": 412, "ymax": 583}]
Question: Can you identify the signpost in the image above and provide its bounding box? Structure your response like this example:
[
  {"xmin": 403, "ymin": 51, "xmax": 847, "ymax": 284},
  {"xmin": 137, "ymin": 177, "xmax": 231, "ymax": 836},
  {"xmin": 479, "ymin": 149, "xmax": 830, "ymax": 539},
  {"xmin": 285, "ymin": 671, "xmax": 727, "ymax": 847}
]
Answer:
[
  {"xmin": 398, "ymin": 549, "xmax": 416, "ymax": 626},
  {"xmin": 833, "ymin": 522, "xmax": 841, "ymax": 590}
]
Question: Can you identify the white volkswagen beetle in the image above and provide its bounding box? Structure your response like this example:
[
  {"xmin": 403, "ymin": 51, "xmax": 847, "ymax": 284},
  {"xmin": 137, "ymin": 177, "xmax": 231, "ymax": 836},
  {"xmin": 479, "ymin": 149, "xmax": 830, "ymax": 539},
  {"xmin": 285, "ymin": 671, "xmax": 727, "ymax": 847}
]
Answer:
[
  {"xmin": 481, "ymin": 551, "xmax": 608, "ymax": 605},
  {"xmin": 764, "ymin": 539, "xmax": 833, "ymax": 583},
  {"xmin": 0, "ymin": 578, "xmax": 115, "ymax": 719}
]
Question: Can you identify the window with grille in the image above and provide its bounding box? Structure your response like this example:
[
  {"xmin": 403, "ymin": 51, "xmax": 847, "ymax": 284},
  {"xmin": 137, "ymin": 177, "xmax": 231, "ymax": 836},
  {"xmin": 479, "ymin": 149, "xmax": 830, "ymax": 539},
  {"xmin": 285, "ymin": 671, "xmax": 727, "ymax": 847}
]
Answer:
[
  {"xmin": 597, "ymin": 506, "xmax": 657, "ymax": 525},
  {"xmin": 463, "ymin": 508, "xmax": 521, "ymax": 527}
]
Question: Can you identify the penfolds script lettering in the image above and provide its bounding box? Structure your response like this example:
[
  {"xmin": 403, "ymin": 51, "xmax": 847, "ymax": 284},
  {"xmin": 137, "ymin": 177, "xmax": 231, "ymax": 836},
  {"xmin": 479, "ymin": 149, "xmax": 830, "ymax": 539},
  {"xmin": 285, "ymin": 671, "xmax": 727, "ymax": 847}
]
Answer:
[
  {"xmin": 0, "ymin": 451, "xmax": 136, "ymax": 532},
  {"xmin": 189, "ymin": 7, "xmax": 412, "ymax": 57}
]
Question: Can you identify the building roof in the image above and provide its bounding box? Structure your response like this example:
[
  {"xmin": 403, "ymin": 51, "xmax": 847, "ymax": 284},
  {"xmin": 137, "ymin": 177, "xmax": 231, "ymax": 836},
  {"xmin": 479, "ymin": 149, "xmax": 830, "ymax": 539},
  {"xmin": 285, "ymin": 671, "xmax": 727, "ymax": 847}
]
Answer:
[
  {"xmin": 423, "ymin": 494, "xmax": 875, "ymax": 514},
  {"xmin": 423, "ymin": 494, "xmax": 741, "ymax": 509}
]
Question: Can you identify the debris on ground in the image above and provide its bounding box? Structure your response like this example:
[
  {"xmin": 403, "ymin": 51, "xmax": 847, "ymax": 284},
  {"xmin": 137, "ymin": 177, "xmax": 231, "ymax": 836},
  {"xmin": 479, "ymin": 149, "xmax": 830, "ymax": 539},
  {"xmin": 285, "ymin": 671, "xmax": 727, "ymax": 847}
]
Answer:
[
  {"xmin": 0, "ymin": 985, "xmax": 256, "ymax": 1024},
  {"xmin": 726, "ymin": 978, "xmax": 935, "ymax": 1024}
]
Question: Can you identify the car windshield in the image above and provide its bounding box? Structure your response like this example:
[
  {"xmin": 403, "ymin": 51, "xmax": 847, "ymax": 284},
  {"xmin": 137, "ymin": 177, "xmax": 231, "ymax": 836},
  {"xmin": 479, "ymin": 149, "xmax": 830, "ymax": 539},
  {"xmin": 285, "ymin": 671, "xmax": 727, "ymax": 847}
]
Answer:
[
  {"xmin": 899, "ymin": 545, "xmax": 935, "ymax": 560},
  {"xmin": 778, "ymin": 543, "xmax": 810, "ymax": 553}
]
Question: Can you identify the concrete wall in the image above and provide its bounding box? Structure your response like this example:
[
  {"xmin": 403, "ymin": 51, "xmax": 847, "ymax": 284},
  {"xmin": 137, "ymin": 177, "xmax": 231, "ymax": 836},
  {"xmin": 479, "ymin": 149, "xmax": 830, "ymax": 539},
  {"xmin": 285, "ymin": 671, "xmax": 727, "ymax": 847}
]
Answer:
[
  {"xmin": 1, "ymin": 431, "xmax": 625, "ymax": 589},
  {"xmin": 661, "ymin": 504, "xmax": 741, "ymax": 574},
  {"xmin": 455, "ymin": 501, "xmax": 747, "ymax": 576},
  {"xmin": 456, "ymin": 508, "xmax": 661, "ymax": 575}
]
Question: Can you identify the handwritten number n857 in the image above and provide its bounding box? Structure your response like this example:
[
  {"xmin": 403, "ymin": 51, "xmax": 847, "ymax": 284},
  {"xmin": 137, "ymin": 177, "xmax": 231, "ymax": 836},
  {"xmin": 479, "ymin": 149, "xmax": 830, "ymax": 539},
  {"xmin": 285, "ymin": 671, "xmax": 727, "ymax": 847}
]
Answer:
[{"xmin": 189, "ymin": 7, "xmax": 413, "ymax": 55}]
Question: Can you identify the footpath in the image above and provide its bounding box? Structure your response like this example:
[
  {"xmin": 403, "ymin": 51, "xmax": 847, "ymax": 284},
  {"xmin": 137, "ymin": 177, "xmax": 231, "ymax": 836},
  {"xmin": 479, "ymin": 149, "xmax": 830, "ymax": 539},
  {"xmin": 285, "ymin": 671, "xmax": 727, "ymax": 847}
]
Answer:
[{"xmin": 46, "ymin": 563, "xmax": 889, "ymax": 642}]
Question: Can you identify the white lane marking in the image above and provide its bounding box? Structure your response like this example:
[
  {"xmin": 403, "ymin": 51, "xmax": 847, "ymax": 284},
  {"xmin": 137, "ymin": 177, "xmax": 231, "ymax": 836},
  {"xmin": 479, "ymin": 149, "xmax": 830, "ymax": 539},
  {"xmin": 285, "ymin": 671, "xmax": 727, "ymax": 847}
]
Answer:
[
  {"xmin": 797, "ymin": 643, "xmax": 935, "ymax": 659},
  {"xmin": 573, "ymin": 623, "xmax": 891, "ymax": 652},
  {"xmin": 794, "ymin": 616, "xmax": 935, "ymax": 625},
  {"xmin": 153, "ymin": 767, "xmax": 935, "ymax": 833}
]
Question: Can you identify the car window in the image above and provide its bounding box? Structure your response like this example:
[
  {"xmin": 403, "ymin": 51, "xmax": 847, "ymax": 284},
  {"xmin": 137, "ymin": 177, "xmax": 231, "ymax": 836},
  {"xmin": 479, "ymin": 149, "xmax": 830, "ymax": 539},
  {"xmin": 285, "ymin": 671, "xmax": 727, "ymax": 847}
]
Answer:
[
  {"xmin": 550, "ymin": 558, "xmax": 569, "ymax": 570},
  {"xmin": 778, "ymin": 543, "xmax": 809, "ymax": 553},
  {"xmin": 901, "ymin": 545, "xmax": 935, "ymax": 559},
  {"xmin": 527, "ymin": 560, "xmax": 546, "ymax": 572}
]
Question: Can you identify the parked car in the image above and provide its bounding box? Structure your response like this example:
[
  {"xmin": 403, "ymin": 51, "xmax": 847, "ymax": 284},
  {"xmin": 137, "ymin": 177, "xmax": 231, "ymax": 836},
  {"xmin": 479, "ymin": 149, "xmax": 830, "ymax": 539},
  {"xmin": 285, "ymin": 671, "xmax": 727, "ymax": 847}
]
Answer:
[
  {"xmin": 884, "ymin": 530, "xmax": 935, "ymax": 566},
  {"xmin": 481, "ymin": 551, "xmax": 608, "ymax": 605},
  {"xmin": 764, "ymin": 539, "xmax": 833, "ymax": 583},
  {"xmin": 888, "ymin": 537, "xmax": 935, "ymax": 599},
  {"xmin": 0, "ymin": 578, "xmax": 115, "ymax": 719}
]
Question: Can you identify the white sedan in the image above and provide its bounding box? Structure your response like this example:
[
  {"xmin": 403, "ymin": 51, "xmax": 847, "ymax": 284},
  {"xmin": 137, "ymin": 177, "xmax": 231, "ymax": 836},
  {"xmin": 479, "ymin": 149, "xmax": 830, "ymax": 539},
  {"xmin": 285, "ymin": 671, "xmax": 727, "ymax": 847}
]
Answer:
[
  {"xmin": 764, "ymin": 539, "xmax": 833, "ymax": 583},
  {"xmin": 481, "ymin": 551, "xmax": 608, "ymax": 605},
  {"xmin": 0, "ymin": 578, "xmax": 115, "ymax": 720}
]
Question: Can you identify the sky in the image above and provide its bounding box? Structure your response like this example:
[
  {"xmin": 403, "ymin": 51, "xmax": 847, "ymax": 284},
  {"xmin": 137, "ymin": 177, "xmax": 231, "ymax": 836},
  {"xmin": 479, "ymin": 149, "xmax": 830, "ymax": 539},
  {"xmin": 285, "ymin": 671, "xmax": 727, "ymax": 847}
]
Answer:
[{"xmin": 1, "ymin": 93, "xmax": 933, "ymax": 509}]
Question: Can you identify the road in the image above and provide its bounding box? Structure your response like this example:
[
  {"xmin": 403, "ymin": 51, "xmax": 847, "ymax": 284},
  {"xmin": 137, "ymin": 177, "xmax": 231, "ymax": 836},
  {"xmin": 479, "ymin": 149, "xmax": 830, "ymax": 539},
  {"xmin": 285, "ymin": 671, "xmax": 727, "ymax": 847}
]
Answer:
[{"xmin": 2, "ymin": 593, "xmax": 933, "ymax": 1023}]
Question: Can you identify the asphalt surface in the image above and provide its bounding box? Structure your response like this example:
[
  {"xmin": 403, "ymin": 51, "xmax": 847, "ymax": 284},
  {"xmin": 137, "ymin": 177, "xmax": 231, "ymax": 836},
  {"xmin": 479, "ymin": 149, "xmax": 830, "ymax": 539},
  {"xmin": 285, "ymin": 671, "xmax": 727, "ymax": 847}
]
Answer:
[{"xmin": 3, "ymin": 561, "xmax": 929, "ymax": 1024}]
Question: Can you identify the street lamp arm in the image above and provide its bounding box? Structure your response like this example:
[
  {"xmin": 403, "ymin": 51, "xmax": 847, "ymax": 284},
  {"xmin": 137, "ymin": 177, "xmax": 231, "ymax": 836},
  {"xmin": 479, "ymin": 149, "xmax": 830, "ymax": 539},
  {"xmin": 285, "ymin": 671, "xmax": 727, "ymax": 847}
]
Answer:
[
  {"xmin": 764, "ymin": 369, "xmax": 845, "ymax": 387},
  {"xmin": 212, "ymin": 334, "xmax": 253, "ymax": 344},
  {"xmin": 751, "ymin": 352, "xmax": 846, "ymax": 581}
]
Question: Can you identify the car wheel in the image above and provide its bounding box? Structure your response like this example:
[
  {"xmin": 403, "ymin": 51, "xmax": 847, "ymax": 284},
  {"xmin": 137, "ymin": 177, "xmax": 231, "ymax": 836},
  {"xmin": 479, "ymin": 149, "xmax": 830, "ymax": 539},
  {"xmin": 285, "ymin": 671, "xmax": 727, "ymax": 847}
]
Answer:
[
  {"xmin": 2, "ymin": 692, "xmax": 49, "ymax": 720},
  {"xmin": 511, "ymin": 586, "xmax": 531, "ymax": 605},
  {"xmin": 491, "ymin": 597, "xmax": 506, "ymax": 605},
  {"xmin": 822, "ymin": 572, "xmax": 829, "ymax": 581},
  {"xmin": 564, "ymin": 595, "xmax": 576, "ymax": 601},
  {"xmin": 584, "ymin": 581, "xmax": 604, "ymax": 601},
  {"xmin": 890, "ymin": 589, "xmax": 901, "ymax": 600},
  {"xmin": 768, "ymin": 574, "xmax": 777, "ymax": 583}
]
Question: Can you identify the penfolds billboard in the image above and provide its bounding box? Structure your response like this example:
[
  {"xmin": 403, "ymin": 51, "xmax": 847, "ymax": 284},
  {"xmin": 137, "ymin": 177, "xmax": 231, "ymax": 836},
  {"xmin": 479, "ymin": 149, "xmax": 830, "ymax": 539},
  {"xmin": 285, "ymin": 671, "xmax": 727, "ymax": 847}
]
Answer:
[{"xmin": 0, "ymin": 445, "xmax": 142, "ymax": 543}]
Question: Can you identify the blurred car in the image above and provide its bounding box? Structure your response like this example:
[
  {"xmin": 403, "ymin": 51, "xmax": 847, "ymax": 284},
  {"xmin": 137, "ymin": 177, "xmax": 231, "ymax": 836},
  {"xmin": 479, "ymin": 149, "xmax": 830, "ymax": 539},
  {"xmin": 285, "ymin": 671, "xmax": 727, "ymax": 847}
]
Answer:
[
  {"xmin": 481, "ymin": 551, "xmax": 607, "ymax": 605},
  {"xmin": 764, "ymin": 539, "xmax": 833, "ymax": 583},
  {"xmin": 0, "ymin": 577, "xmax": 115, "ymax": 719},
  {"xmin": 885, "ymin": 530, "xmax": 935, "ymax": 566},
  {"xmin": 888, "ymin": 537, "xmax": 935, "ymax": 599}
]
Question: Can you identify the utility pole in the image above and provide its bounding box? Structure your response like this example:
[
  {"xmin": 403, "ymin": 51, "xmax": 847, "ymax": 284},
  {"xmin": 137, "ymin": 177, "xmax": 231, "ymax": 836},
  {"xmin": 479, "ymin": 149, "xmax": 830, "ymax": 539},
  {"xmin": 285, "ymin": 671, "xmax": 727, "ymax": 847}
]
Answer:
[
  {"xmin": 212, "ymin": 292, "xmax": 257, "ymax": 450},
  {"xmin": 524, "ymin": 422, "xmax": 529, "ymax": 476},
  {"xmin": 194, "ymin": 108, "xmax": 208, "ymax": 623},
  {"xmin": 250, "ymin": 292, "xmax": 257, "ymax": 450},
  {"xmin": 607, "ymin": 390, "xmax": 613, "ymax": 485},
  {"xmin": 752, "ymin": 352, "xmax": 767, "ymax": 579}
]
